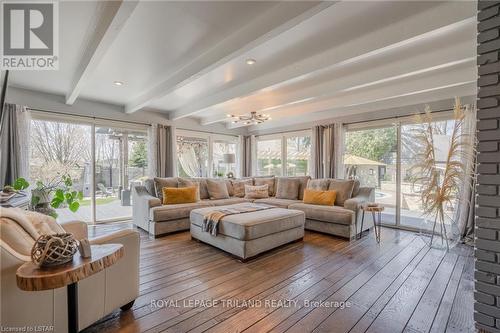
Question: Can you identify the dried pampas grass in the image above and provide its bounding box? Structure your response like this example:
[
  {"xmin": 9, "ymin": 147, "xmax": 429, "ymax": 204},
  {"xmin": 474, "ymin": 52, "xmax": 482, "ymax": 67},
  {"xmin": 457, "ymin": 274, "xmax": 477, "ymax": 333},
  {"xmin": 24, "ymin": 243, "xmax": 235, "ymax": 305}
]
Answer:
[{"xmin": 412, "ymin": 97, "xmax": 474, "ymax": 249}]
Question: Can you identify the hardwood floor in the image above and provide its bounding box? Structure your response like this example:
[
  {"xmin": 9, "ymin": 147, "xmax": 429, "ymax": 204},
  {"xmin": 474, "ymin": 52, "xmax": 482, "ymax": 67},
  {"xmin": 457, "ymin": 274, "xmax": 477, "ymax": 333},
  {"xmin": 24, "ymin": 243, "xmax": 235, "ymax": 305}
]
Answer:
[{"xmin": 83, "ymin": 223, "xmax": 474, "ymax": 333}]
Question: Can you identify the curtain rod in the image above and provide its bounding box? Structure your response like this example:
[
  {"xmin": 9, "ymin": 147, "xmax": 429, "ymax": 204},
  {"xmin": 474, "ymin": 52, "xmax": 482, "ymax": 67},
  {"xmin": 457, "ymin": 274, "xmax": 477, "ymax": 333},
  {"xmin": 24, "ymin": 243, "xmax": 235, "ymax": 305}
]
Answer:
[{"xmin": 27, "ymin": 107, "xmax": 152, "ymax": 127}]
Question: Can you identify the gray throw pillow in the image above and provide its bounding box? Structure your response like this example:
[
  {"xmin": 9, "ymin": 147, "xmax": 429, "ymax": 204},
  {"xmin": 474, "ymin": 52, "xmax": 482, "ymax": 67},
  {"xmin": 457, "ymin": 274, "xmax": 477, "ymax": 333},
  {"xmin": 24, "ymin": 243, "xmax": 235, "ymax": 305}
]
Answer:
[
  {"xmin": 328, "ymin": 179, "xmax": 355, "ymax": 206},
  {"xmin": 307, "ymin": 179, "xmax": 330, "ymax": 191},
  {"xmin": 254, "ymin": 177, "xmax": 275, "ymax": 196},
  {"xmin": 244, "ymin": 184, "xmax": 269, "ymax": 199},
  {"xmin": 154, "ymin": 177, "xmax": 178, "ymax": 201},
  {"xmin": 179, "ymin": 178, "xmax": 209, "ymax": 199},
  {"xmin": 206, "ymin": 179, "xmax": 230, "ymax": 200},
  {"xmin": 231, "ymin": 179, "xmax": 253, "ymax": 197},
  {"xmin": 275, "ymin": 178, "xmax": 301, "ymax": 200}
]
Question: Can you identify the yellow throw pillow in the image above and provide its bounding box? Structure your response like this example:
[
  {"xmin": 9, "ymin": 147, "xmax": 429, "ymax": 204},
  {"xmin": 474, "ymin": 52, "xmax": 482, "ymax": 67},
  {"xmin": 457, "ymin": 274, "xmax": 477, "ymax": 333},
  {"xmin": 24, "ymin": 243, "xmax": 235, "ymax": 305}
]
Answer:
[
  {"xmin": 162, "ymin": 186, "xmax": 198, "ymax": 205},
  {"xmin": 303, "ymin": 189, "xmax": 337, "ymax": 206}
]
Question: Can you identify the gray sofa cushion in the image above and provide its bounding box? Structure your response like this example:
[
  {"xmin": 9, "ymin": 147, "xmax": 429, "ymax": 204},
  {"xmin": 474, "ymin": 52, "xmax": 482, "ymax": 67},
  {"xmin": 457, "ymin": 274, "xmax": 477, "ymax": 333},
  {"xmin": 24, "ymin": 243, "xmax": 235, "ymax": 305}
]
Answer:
[
  {"xmin": 190, "ymin": 204, "xmax": 305, "ymax": 240},
  {"xmin": 289, "ymin": 202, "xmax": 354, "ymax": 225},
  {"xmin": 328, "ymin": 179, "xmax": 355, "ymax": 206},
  {"xmin": 180, "ymin": 178, "xmax": 210, "ymax": 199},
  {"xmin": 253, "ymin": 198, "xmax": 301, "ymax": 208},
  {"xmin": 150, "ymin": 201, "xmax": 212, "ymax": 222},
  {"xmin": 154, "ymin": 177, "xmax": 178, "ymax": 201},
  {"xmin": 307, "ymin": 179, "xmax": 330, "ymax": 191},
  {"xmin": 254, "ymin": 177, "xmax": 275, "ymax": 196},
  {"xmin": 207, "ymin": 179, "xmax": 230, "ymax": 200},
  {"xmin": 296, "ymin": 176, "xmax": 311, "ymax": 200},
  {"xmin": 204, "ymin": 197, "xmax": 252, "ymax": 206},
  {"xmin": 275, "ymin": 178, "xmax": 300, "ymax": 200},
  {"xmin": 231, "ymin": 179, "xmax": 253, "ymax": 197}
]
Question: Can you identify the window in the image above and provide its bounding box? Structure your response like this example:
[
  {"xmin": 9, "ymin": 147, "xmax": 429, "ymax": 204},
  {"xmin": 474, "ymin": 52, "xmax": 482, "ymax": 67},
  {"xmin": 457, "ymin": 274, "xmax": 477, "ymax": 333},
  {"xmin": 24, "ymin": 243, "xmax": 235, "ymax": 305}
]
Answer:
[
  {"xmin": 213, "ymin": 140, "xmax": 237, "ymax": 178},
  {"xmin": 286, "ymin": 135, "xmax": 311, "ymax": 176},
  {"xmin": 176, "ymin": 130, "xmax": 239, "ymax": 178},
  {"xmin": 256, "ymin": 131, "xmax": 311, "ymax": 176},
  {"xmin": 176, "ymin": 135, "xmax": 209, "ymax": 177},
  {"xmin": 28, "ymin": 114, "xmax": 149, "ymax": 223},
  {"xmin": 256, "ymin": 138, "xmax": 282, "ymax": 176}
]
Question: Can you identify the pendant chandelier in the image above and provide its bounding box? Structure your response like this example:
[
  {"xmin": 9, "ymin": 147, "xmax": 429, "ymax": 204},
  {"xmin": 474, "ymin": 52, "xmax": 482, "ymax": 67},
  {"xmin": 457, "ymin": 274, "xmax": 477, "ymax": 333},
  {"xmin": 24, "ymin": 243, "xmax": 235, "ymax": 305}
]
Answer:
[{"xmin": 227, "ymin": 111, "xmax": 271, "ymax": 125}]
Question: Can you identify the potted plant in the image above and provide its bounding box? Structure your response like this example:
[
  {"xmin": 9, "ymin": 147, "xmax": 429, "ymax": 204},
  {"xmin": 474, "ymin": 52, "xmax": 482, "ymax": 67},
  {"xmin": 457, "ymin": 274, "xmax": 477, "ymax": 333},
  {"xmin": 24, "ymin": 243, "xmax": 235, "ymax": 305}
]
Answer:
[{"xmin": 7, "ymin": 175, "xmax": 83, "ymax": 219}]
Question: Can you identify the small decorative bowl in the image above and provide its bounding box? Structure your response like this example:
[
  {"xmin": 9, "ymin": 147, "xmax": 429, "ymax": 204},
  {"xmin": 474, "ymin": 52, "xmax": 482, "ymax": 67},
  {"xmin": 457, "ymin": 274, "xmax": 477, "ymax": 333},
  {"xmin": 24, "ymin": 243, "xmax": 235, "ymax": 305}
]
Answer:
[{"xmin": 31, "ymin": 233, "xmax": 78, "ymax": 267}]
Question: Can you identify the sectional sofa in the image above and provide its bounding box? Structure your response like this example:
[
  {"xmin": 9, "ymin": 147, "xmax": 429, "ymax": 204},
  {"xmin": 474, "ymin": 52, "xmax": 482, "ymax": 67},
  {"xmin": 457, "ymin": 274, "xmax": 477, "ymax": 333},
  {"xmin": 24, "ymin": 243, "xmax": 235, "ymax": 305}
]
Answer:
[{"xmin": 133, "ymin": 176, "xmax": 375, "ymax": 239}]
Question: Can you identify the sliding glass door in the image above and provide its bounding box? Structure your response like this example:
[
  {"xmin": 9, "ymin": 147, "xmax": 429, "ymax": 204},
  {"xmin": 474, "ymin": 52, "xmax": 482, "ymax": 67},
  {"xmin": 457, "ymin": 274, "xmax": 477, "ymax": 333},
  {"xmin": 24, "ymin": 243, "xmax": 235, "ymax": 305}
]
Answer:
[
  {"xmin": 344, "ymin": 126, "xmax": 397, "ymax": 225},
  {"xmin": 400, "ymin": 119, "xmax": 458, "ymax": 231},
  {"xmin": 93, "ymin": 127, "xmax": 149, "ymax": 221},
  {"xmin": 29, "ymin": 118, "xmax": 93, "ymax": 223},
  {"xmin": 29, "ymin": 114, "xmax": 149, "ymax": 223},
  {"xmin": 344, "ymin": 114, "xmax": 456, "ymax": 231}
]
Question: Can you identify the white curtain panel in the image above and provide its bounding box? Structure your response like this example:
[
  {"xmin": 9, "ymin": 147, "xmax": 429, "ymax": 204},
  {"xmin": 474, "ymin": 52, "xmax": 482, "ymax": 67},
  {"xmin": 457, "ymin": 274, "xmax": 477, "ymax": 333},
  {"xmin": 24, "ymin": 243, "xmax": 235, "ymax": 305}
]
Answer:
[
  {"xmin": 177, "ymin": 145, "xmax": 200, "ymax": 177},
  {"xmin": 456, "ymin": 103, "xmax": 477, "ymax": 238}
]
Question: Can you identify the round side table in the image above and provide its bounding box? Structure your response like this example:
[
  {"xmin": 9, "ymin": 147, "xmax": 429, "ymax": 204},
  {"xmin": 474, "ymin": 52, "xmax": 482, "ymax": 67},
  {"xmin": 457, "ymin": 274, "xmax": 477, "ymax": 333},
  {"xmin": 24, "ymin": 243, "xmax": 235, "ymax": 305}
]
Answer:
[
  {"xmin": 359, "ymin": 205, "xmax": 384, "ymax": 243},
  {"xmin": 16, "ymin": 244, "xmax": 124, "ymax": 333}
]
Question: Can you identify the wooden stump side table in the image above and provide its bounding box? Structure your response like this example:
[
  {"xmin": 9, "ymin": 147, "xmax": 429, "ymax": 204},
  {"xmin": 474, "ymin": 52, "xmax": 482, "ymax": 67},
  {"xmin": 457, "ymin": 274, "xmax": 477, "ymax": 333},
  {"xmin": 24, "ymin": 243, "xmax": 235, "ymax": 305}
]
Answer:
[
  {"xmin": 16, "ymin": 244, "xmax": 124, "ymax": 333},
  {"xmin": 359, "ymin": 205, "xmax": 384, "ymax": 243}
]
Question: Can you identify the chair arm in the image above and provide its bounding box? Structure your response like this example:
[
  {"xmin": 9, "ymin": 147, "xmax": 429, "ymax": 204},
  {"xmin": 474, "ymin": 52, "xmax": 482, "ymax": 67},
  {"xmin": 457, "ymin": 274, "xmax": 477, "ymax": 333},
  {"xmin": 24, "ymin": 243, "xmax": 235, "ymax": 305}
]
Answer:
[
  {"xmin": 89, "ymin": 228, "xmax": 140, "ymax": 246},
  {"xmin": 89, "ymin": 229, "xmax": 140, "ymax": 312},
  {"xmin": 344, "ymin": 187, "xmax": 375, "ymax": 212},
  {"xmin": 60, "ymin": 220, "xmax": 88, "ymax": 239}
]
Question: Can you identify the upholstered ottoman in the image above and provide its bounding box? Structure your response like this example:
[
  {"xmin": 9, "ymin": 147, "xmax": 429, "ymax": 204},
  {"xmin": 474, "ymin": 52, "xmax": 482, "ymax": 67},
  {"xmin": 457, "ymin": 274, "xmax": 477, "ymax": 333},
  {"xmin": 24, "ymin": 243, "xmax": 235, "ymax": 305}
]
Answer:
[{"xmin": 190, "ymin": 204, "xmax": 305, "ymax": 261}]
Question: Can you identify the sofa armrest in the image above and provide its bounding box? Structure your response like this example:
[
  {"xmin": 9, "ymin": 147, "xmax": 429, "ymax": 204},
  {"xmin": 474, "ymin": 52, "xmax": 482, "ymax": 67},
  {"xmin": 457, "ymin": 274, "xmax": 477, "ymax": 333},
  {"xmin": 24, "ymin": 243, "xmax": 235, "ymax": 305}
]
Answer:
[
  {"xmin": 133, "ymin": 185, "xmax": 161, "ymax": 208},
  {"xmin": 60, "ymin": 220, "xmax": 88, "ymax": 239},
  {"xmin": 132, "ymin": 186, "xmax": 161, "ymax": 232},
  {"xmin": 344, "ymin": 187, "xmax": 375, "ymax": 212}
]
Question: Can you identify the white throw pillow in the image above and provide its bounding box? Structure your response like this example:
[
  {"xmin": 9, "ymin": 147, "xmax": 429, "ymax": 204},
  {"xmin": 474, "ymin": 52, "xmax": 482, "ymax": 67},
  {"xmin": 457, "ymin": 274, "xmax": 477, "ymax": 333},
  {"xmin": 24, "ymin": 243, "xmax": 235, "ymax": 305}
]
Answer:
[{"xmin": 244, "ymin": 184, "xmax": 269, "ymax": 199}]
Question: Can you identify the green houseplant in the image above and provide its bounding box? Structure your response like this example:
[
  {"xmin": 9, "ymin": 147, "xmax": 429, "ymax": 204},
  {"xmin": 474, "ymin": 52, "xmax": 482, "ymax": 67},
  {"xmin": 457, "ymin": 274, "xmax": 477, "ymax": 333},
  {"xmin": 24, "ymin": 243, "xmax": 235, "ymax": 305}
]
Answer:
[{"xmin": 5, "ymin": 175, "xmax": 83, "ymax": 219}]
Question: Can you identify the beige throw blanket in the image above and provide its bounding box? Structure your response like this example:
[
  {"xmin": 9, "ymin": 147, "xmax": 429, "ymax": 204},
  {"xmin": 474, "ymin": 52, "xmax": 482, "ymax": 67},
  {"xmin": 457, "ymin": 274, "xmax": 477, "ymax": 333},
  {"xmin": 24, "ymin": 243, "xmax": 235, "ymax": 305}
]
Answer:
[{"xmin": 202, "ymin": 203, "xmax": 274, "ymax": 236}]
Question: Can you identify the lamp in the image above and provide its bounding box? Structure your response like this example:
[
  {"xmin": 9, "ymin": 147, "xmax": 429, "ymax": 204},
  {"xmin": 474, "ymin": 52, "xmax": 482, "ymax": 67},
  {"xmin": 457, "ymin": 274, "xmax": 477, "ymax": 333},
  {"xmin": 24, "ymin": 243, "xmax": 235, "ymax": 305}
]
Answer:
[{"xmin": 223, "ymin": 153, "xmax": 236, "ymax": 178}]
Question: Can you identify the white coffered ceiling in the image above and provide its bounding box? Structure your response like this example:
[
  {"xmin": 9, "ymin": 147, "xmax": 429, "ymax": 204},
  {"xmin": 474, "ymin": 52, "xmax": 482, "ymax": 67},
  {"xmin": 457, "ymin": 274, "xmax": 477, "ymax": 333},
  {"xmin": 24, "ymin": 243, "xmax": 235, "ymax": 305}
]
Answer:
[{"xmin": 7, "ymin": 1, "xmax": 477, "ymax": 132}]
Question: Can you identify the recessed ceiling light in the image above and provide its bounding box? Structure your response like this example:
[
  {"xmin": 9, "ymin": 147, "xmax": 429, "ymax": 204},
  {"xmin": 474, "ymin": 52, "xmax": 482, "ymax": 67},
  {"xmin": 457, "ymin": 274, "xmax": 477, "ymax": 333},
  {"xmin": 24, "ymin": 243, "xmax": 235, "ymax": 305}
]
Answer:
[
  {"xmin": 246, "ymin": 58, "xmax": 256, "ymax": 65},
  {"xmin": 113, "ymin": 81, "xmax": 124, "ymax": 86}
]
